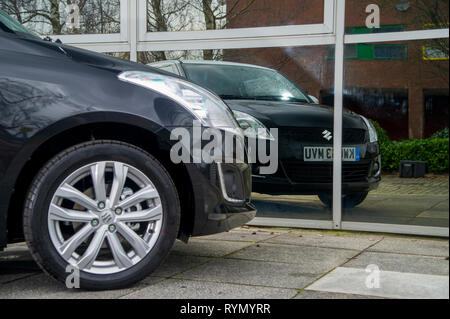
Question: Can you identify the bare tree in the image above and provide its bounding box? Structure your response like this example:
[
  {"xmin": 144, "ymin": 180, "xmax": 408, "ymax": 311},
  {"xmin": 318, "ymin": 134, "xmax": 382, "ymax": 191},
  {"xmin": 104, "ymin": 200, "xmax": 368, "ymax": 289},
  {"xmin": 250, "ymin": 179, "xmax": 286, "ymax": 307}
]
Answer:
[
  {"xmin": 380, "ymin": 0, "xmax": 448, "ymax": 54},
  {"xmin": 140, "ymin": 0, "xmax": 191, "ymax": 63},
  {"xmin": 378, "ymin": 0, "xmax": 449, "ymax": 84},
  {"xmin": 139, "ymin": 0, "xmax": 257, "ymax": 63},
  {"xmin": 1, "ymin": 0, "xmax": 120, "ymax": 35},
  {"xmin": 193, "ymin": 0, "xmax": 256, "ymax": 60}
]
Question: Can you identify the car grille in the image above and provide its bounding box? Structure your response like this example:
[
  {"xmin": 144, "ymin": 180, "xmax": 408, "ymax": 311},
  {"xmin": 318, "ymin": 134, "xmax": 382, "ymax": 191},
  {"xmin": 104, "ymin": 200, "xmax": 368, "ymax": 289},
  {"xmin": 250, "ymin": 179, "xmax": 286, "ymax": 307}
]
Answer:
[
  {"xmin": 283, "ymin": 160, "xmax": 371, "ymax": 183},
  {"xmin": 279, "ymin": 127, "xmax": 367, "ymax": 144}
]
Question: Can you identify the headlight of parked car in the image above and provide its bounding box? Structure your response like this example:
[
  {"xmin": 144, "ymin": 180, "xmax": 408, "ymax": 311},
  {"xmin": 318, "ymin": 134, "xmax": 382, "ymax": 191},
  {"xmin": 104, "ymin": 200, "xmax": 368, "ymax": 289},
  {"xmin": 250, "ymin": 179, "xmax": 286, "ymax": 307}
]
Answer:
[
  {"xmin": 118, "ymin": 71, "xmax": 241, "ymax": 132},
  {"xmin": 360, "ymin": 116, "xmax": 378, "ymax": 143},
  {"xmin": 233, "ymin": 110, "xmax": 274, "ymax": 140}
]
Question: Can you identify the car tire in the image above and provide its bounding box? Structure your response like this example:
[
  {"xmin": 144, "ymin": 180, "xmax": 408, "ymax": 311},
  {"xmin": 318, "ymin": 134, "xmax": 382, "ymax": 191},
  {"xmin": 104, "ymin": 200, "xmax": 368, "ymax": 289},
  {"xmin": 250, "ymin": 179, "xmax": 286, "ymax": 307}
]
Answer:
[
  {"xmin": 318, "ymin": 192, "xmax": 369, "ymax": 209},
  {"xmin": 23, "ymin": 140, "xmax": 180, "ymax": 290}
]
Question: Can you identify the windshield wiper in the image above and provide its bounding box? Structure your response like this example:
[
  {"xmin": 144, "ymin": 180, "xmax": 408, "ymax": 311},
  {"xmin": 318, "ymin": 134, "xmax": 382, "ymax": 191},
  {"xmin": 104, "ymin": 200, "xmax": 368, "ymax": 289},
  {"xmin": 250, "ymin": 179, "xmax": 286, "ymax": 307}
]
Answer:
[
  {"xmin": 43, "ymin": 36, "xmax": 62, "ymax": 43},
  {"xmin": 219, "ymin": 95, "xmax": 256, "ymax": 100}
]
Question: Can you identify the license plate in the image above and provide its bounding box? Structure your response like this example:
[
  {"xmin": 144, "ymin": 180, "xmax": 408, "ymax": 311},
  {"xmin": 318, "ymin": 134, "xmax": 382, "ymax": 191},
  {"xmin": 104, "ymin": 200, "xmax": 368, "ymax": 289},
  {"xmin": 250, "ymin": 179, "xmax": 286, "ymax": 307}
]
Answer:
[{"xmin": 303, "ymin": 147, "xmax": 360, "ymax": 162}]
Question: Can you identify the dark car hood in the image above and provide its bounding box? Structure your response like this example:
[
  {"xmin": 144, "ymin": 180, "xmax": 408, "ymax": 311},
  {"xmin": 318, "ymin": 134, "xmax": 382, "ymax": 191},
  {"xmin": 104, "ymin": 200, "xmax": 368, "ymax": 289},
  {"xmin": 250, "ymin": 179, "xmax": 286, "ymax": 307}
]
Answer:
[
  {"xmin": 59, "ymin": 43, "xmax": 158, "ymax": 74},
  {"xmin": 14, "ymin": 36, "xmax": 169, "ymax": 75},
  {"xmin": 225, "ymin": 99, "xmax": 366, "ymax": 129}
]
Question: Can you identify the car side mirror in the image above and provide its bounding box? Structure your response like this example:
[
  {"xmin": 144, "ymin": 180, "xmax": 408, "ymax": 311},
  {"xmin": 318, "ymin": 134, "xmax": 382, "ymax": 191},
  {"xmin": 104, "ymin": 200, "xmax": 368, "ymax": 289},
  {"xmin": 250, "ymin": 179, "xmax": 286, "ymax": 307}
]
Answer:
[{"xmin": 308, "ymin": 95, "xmax": 320, "ymax": 104}]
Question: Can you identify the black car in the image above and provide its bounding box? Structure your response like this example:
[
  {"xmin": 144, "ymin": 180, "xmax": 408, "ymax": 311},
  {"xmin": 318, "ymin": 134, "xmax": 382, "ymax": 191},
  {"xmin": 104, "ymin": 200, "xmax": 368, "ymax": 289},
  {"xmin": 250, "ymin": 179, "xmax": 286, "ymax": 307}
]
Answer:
[
  {"xmin": 0, "ymin": 11, "xmax": 255, "ymax": 290},
  {"xmin": 149, "ymin": 60, "xmax": 381, "ymax": 208}
]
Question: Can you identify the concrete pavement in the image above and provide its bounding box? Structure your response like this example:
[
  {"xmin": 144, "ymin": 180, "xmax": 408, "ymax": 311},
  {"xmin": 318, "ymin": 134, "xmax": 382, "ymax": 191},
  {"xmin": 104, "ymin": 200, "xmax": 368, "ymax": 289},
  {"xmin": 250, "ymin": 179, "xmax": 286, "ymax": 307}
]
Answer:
[{"xmin": 0, "ymin": 227, "xmax": 448, "ymax": 299}]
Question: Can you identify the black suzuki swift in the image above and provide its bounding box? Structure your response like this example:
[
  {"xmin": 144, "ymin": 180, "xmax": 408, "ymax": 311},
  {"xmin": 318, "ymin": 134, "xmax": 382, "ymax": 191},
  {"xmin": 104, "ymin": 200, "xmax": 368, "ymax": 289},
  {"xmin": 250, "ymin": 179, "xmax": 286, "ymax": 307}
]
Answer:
[
  {"xmin": 149, "ymin": 60, "xmax": 382, "ymax": 208},
  {"xmin": 0, "ymin": 11, "xmax": 254, "ymax": 290}
]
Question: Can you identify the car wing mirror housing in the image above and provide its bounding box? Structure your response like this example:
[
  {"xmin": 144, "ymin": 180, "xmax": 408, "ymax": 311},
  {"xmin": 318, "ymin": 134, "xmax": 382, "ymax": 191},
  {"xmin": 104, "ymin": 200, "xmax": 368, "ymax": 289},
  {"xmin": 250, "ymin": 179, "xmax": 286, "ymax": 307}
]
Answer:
[{"xmin": 308, "ymin": 95, "xmax": 320, "ymax": 104}]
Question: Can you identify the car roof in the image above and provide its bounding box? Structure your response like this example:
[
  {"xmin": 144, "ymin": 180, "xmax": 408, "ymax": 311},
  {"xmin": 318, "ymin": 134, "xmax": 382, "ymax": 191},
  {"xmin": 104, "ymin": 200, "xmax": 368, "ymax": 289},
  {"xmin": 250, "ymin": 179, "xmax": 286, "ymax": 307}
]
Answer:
[{"xmin": 152, "ymin": 59, "xmax": 273, "ymax": 71}]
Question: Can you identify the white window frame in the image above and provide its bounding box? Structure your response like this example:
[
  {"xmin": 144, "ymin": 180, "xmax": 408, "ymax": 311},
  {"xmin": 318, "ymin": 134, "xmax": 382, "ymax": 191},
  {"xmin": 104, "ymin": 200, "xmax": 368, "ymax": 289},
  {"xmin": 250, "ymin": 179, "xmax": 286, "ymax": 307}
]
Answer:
[
  {"xmin": 50, "ymin": 0, "xmax": 129, "ymax": 50},
  {"xmin": 137, "ymin": 0, "xmax": 335, "ymax": 47}
]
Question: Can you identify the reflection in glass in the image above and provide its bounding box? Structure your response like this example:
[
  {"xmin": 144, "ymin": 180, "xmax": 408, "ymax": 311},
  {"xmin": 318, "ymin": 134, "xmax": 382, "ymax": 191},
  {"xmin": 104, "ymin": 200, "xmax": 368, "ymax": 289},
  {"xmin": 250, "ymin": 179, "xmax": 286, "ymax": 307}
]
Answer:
[
  {"xmin": 0, "ymin": 0, "xmax": 121, "ymax": 35},
  {"xmin": 341, "ymin": 39, "xmax": 449, "ymax": 228},
  {"xmin": 141, "ymin": 46, "xmax": 336, "ymax": 222},
  {"xmin": 346, "ymin": 0, "xmax": 448, "ymax": 32},
  {"xmin": 146, "ymin": 0, "xmax": 324, "ymax": 33}
]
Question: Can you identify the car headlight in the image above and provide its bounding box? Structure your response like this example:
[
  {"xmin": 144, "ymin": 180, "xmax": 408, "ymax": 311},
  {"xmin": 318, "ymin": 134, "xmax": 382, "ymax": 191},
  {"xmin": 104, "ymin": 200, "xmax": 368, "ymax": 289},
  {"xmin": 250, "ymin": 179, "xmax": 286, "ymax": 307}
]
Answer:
[
  {"xmin": 360, "ymin": 116, "xmax": 378, "ymax": 143},
  {"xmin": 118, "ymin": 71, "xmax": 240, "ymax": 131},
  {"xmin": 233, "ymin": 111, "xmax": 274, "ymax": 140}
]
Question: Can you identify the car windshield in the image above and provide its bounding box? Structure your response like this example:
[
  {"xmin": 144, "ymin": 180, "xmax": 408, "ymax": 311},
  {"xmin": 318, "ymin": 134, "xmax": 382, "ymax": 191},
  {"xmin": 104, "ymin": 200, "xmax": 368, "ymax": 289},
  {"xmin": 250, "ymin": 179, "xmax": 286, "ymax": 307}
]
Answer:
[
  {"xmin": 0, "ymin": 10, "xmax": 39, "ymax": 38},
  {"xmin": 183, "ymin": 63, "xmax": 311, "ymax": 103}
]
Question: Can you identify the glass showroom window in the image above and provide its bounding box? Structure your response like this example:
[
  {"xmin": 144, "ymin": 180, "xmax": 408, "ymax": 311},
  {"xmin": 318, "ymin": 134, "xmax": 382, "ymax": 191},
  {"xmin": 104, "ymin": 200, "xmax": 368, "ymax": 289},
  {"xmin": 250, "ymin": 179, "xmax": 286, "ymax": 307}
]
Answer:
[
  {"xmin": 340, "ymin": 0, "xmax": 449, "ymax": 236},
  {"xmin": 144, "ymin": 0, "xmax": 325, "ymax": 32},
  {"xmin": 0, "ymin": 0, "xmax": 129, "ymax": 51},
  {"xmin": 341, "ymin": 38, "xmax": 448, "ymax": 228},
  {"xmin": 0, "ymin": 0, "xmax": 121, "ymax": 35},
  {"xmin": 138, "ymin": 0, "xmax": 335, "ymax": 44},
  {"xmin": 1, "ymin": 0, "xmax": 447, "ymax": 235},
  {"xmin": 138, "ymin": 45, "xmax": 337, "ymax": 227}
]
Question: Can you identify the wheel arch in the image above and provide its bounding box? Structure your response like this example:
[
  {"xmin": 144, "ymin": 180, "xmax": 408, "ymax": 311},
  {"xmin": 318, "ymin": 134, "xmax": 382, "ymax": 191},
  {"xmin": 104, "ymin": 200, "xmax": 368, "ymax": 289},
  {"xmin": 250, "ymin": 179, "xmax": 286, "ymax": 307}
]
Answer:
[{"xmin": 5, "ymin": 112, "xmax": 195, "ymax": 243}]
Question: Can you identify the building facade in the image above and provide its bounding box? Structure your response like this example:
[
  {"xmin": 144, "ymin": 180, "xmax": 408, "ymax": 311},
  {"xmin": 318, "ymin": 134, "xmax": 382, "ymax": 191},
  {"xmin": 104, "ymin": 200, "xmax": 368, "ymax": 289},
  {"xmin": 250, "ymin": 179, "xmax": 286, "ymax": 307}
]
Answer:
[{"xmin": 225, "ymin": 0, "xmax": 449, "ymax": 140}]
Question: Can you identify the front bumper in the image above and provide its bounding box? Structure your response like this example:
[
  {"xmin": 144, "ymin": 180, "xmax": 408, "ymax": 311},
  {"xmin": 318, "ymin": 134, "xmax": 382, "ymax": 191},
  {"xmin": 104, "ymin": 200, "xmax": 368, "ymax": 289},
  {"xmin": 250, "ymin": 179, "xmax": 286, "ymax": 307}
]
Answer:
[
  {"xmin": 251, "ymin": 142, "xmax": 381, "ymax": 196},
  {"xmin": 185, "ymin": 161, "xmax": 256, "ymax": 236},
  {"xmin": 253, "ymin": 175, "xmax": 380, "ymax": 195},
  {"xmin": 174, "ymin": 125, "xmax": 256, "ymax": 237}
]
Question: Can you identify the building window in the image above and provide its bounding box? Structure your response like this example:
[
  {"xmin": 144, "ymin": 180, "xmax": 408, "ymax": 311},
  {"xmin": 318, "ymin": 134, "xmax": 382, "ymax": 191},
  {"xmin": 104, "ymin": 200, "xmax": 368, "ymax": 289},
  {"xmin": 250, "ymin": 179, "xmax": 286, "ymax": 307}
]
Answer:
[
  {"xmin": 424, "ymin": 89, "xmax": 450, "ymax": 137},
  {"xmin": 327, "ymin": 43, "xmax": 407, "ymax": 60},
  {"xmin": 345, "ymin": 25, "xmax": 406, "ymax": 34},
  {"xmin": 326, "ymin": 25, "xmax": 408, "ymax": 60},
  {"xmin": 423, "ymin": 45, "xmax": 449, "ymax": 60},
  {"xmin": 422, "ymin": 24, "xmax": 449, "ymax": 60},
  {"xmin": 373, "ymin": 45, "xmax": 408, "ymax": 59}
]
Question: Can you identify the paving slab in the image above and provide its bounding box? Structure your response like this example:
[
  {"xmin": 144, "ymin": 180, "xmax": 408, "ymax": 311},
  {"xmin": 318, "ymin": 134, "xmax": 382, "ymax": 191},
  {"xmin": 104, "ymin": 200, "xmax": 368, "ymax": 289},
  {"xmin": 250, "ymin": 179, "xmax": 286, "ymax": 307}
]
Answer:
[
  {"xmin": 122, "ymin": 279, "xmax": 298, "ymax": 299},
  {"xmin": 175, "ymin": 258, "xmax": 317, "ymax": 289},
  {"xmin": 227, "ymin": 243, "xmax": 358, "ymax": 275},
  {"xmin": 0, "ymin": 249, "xmax": 41, "ymax": 277},
  {"xmin": 342, "ymin": 195, "xmax": 448, "ymax": 226},
  {"xmin": 341, "ymin": 195, "xmax": 440, "ymax": 222},
  {"xmin": 368, "ymin": 237, "xmax": 449, "ymax": 257},
  {"xmin": 171, "ymin": 239, "xmax": 253, "ymax": 257},
  {"xmin": 265, "ymin": 232, "xmax": 382, "ymax": 250},
  {"xmin": 198, "ymin": 230, "xmax": 280, "ymax": 243},
  {"xmin": 374, "ymin": 175, "xmax": 449, "ymax": 196},
  {"xmin": 0, "ymin": 273, "xmax": 39, "ymax": 285},
  {"xmin": 306, "ymin": 267, "xmax": 449, "ymax": 299},
  {"xmin": 408, "ymin": 218, "xmax": 450, "ymax": 228},
  {"xmin": 417, "ymin": 200, "xmax": 449, "ymax": 218},
  {"xmin": 1, "ymin": 228, "xmax": 448, "ymax": 299},
  {"xmin": 0, "ymin": 273, "xmax": 164, "ymax": 299},
  {"xmin": 295, "ymin": 290, "xmax": 380, "ymax": 299},
  {"xmin": 0, "ymin": 244, "xmax": 34, "ymax": 262},
  {"xmin": 152, "ymin": 254, "xmax": 212, "ymax": 277},
  {"xmin": 343, "ymin": 251, "xmax": 449, "ymax": 276}
]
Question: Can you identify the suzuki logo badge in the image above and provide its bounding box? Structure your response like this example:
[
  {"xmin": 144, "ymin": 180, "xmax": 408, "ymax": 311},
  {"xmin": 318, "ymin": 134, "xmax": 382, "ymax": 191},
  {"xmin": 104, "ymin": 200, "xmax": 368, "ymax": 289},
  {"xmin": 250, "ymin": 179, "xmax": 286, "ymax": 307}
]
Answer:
[
  {"xmin": 322, "ymin": 130, "xmax": 333, "ymax": 141},
  {"xmin": 101, "ymin": 211, "xmax": 113, "ymax": 224}
]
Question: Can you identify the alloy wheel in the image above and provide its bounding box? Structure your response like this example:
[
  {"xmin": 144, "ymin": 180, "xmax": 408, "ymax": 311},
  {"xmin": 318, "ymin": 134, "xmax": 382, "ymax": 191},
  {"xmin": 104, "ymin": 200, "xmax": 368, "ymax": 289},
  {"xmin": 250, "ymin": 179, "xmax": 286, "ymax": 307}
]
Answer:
[{"xmin": 47, "ymin": 161, "xmax": 163, "ymax": 274}]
